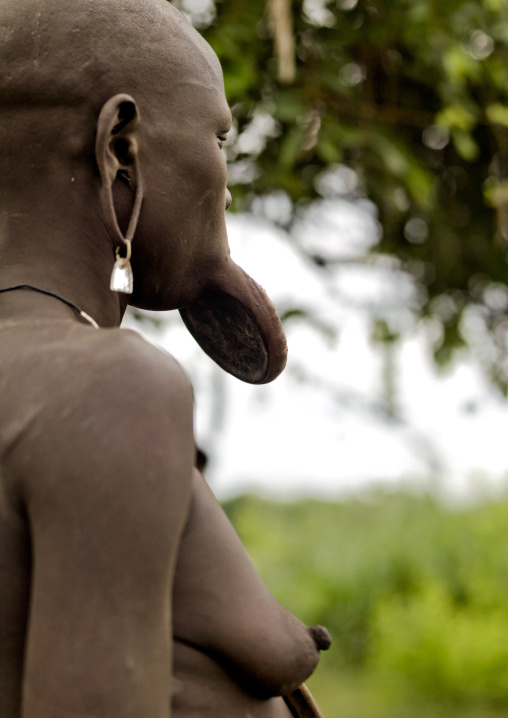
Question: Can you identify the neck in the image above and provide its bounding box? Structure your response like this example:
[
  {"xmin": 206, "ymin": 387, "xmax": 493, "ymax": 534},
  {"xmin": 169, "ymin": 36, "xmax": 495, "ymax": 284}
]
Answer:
[
  {"xmin": 0, "ymin": 182, "xmax": 129, "ymax": 328},
  {"xmin": 0, "ymin": 285, "xmax": 100, "ymax": 328}
]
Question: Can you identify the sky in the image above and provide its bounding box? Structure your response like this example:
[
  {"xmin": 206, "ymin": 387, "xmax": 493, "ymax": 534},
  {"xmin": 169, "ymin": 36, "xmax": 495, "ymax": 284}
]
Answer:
[{"xmin": 125, "ymin": 204, "xmax": 508, "ymax": 504}]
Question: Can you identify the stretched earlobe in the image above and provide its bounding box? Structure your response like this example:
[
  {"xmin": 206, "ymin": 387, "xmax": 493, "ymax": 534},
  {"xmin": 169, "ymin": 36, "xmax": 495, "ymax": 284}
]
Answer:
[{"xmin": 96, "ymin": 94, "xmax": 143, "ymax": 294}]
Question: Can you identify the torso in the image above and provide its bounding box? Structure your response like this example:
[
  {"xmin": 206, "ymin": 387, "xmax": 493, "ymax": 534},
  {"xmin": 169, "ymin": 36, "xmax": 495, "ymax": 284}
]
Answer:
[
  {"xmin": 0, "ymin": 321, "xmax": 72, "ymax": 716},
  {"xmin": 0, "ymin": 321, "xmax": 134, "ymax": 716},
  {"xmin": 0, "ymin": 320, "xmax": 315, "ymax": 717}
]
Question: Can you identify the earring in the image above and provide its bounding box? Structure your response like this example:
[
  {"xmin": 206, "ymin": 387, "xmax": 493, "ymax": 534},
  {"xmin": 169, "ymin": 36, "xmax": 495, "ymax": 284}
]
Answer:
[
  {"xmin": 109, "ymin": 180, "xmax": 143, "ymax": 295},
  {"xmin": 110, "ymin": 239, "xmax": 134, "ymax": 293}
]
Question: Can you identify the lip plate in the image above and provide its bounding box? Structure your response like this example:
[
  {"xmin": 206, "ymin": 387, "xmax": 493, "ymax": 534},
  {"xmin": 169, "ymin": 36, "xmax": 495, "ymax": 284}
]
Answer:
[{"xmin": 179, "ymin": 262, "xmax": 287, "ymax": 385}]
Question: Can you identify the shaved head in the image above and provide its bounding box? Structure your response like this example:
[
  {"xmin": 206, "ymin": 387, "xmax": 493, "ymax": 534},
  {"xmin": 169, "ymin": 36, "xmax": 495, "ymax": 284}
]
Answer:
[
  {"xmin": 0, "ymin": 0, "xmax": 216, "ymax": 106},
  {"xmin": 0, "ymin": 0, "xmax": 222, "ymax": 175}
]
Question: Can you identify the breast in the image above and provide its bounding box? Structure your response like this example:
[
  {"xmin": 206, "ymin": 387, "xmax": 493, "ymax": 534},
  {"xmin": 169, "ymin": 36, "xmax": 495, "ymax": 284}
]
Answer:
[{"xmin": 172, "ymin": 639, "xmax": 295, "ymax": 718}]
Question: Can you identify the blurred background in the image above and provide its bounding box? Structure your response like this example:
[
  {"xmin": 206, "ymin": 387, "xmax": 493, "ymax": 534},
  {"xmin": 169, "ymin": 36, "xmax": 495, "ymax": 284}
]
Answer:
[{"xmin": 130, "ymin": 0, "xmax": 508, "ymax": 714}]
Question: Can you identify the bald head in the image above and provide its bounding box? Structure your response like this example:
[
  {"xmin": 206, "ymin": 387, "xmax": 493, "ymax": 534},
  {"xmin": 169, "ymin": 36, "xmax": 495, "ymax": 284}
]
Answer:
[
  {"xmin": 0, "ymin": 0, "xmax": 217, "ymax": 105},
  {"xmin": 0, "ymin": 0, "xmax": 223, "ymax": 176}
]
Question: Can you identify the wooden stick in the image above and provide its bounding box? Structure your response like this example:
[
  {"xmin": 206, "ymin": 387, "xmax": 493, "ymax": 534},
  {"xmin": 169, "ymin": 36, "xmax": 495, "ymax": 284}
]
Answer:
[{"xmin": 284, "ymin": 684, "xmax": 326, "ymax": 718}]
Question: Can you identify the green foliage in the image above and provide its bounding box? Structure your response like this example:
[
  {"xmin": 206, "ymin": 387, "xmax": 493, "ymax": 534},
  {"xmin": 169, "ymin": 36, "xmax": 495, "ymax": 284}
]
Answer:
[
  {"xmin": 373, "ymin": 582, "xmax": 508, "ymax": 705},
  {"xmin": 222, "ymin": 490, "xmax": 508, "ymax": 715},
  {"xmin": 173, "ymin": 0, "xmax": 508, "ymax": 391}
]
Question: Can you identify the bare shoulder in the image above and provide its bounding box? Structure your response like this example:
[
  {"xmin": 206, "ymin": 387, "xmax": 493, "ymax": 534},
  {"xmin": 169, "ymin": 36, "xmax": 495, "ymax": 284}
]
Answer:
[
  {"xmin": 40, "ymin": 324, "xmax": 194, "ymax": 423},
  {"xmin": 68, "ymin": 325, "xmax": 193, "ymax": 404},
  {"xmin": 10, "ymin": 325, "xmax": 195, "ymax": 500},
  {"xmin": 56, "ymin": 324, "xmax": 193, "ymax": 440}
]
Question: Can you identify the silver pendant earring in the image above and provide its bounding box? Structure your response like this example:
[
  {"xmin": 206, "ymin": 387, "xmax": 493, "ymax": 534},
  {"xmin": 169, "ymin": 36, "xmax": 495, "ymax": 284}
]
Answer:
[
  {"xmin": 110, "ymin": 240, "xmax": 134, "ymax": 294},
  {"xmin": 108, "ymin": 180, "xmax": 142, "ymax": 295}
]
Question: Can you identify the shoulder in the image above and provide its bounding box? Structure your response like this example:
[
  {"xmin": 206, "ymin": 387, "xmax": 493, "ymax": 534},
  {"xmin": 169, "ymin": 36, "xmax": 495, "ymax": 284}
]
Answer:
[
  {"xmin": 51, "ymin": 325, "xmax": 194, "ymax": 418},
  {"xmin": 18, "ymin": 326, "xmax": 195, "ymax": 491},
  {"xmin": 70, "ymin": 327, "xmax": 194, "ymax": 438},
  {"xmin": 76, "ymin": 325, "xmax": 192, "ymax": 393}
]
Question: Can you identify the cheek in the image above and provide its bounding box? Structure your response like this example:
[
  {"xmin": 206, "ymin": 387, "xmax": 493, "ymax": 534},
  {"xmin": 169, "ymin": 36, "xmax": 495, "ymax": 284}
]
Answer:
[
  {"xmin": 139, "ymin": 135, "xmax": 229, "ymax": 259},
  {"xmin": 184, "ymin": 142, "xmax": 228, "ymax": 195},
  {"xmin": 147, "ymin": 140, "xmax": 227, "ymax": 208}
]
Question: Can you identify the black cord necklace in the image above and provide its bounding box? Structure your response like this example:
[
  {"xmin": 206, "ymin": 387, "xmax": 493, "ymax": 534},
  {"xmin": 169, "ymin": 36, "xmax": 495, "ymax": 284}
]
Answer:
[{"xmin": 0, "ymin": 284, "xmax": 99, "ymax": 329}]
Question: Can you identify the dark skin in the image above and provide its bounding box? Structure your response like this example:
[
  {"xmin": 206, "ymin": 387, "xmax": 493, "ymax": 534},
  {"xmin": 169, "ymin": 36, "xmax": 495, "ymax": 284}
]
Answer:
[{"xmin": 0, "ymin": 1, "xmax": 330, "ymax": 716}]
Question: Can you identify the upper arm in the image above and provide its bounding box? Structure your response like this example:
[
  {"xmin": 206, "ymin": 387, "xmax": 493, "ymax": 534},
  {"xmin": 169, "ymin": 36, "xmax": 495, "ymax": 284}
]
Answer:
[{"xmin": 20, "ymin": 335, "xmax": 194, "ymax": 718}]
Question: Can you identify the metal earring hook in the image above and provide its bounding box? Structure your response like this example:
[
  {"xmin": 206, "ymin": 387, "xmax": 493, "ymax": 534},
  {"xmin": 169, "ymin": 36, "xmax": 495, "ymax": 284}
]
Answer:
[{"xmin": 110, "ymin": 181, "xmax": 142, "ymax": 294}]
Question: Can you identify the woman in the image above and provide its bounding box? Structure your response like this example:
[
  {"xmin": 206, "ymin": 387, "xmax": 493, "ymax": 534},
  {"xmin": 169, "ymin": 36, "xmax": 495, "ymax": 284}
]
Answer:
[{"xmin": 0, "ymin": 1, "xmax": 330, "ymax": 715}]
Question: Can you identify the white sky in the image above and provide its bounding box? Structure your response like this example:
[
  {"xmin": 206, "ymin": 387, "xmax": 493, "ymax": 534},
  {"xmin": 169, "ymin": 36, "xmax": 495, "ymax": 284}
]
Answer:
[{"xmin": 125, "ymin": 207, "xmax": 508, "ymax": 504}]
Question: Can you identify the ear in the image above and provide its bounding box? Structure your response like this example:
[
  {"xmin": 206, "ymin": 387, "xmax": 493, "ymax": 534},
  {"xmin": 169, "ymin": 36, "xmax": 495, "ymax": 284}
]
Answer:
[
  {"xmin": 95, "ymin": 94, "xmax": 143, "ymax": 245},
  {"xmin": 96, "ymin": 94, "xmax": 140, "ymax": 186}
]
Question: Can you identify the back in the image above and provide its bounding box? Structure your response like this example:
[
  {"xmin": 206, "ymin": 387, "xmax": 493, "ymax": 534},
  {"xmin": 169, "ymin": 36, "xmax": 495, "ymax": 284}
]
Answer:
[{"xmin": 0, "ymin": 320, "xmax": 195, "ymax": 718}]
